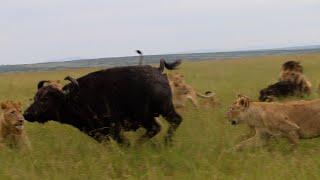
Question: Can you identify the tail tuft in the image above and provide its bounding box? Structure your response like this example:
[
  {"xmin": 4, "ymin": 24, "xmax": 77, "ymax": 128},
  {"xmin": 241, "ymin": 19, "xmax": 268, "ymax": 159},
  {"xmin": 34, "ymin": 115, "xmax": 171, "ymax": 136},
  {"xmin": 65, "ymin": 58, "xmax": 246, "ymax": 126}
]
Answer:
[
  {"xmin": 159, "ymin": 58, "xmax": 182, "ymax": 72},
  {"xmin": 136, "ymin": 50, "xmax": 144, "ymax": 65}
]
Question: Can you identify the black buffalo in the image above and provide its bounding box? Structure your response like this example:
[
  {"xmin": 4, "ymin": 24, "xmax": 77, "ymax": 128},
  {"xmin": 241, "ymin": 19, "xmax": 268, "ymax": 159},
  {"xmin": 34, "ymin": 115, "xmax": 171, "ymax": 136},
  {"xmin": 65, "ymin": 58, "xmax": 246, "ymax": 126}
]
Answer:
[
  {"xmin": 259, "ymin": 81, "xmax": 299, "ymax": 102},
  {"xmin": 24, "ymin": 60, "xmax": 182, "ymax": 144}
]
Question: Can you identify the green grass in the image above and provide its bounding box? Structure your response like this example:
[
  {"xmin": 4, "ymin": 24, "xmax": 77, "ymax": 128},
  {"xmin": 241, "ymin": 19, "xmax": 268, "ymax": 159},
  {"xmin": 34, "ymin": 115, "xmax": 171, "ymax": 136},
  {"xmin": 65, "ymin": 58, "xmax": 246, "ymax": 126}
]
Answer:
[{"xmin": 1, "ymin": 53, "xmax": 320, "ymax": 179}]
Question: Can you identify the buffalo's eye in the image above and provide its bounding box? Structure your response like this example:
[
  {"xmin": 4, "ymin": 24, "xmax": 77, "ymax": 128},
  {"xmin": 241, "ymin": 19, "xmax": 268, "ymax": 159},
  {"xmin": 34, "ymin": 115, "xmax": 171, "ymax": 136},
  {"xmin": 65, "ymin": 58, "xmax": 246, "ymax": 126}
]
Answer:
[{"xmin": 42, "ymin": 96, "xmax": 49, "ymax": 101}]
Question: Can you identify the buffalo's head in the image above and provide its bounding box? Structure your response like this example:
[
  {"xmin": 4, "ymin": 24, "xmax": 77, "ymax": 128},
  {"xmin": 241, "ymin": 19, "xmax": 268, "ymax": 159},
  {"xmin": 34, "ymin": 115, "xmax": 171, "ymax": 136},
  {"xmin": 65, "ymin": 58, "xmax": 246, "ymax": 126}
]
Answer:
[{"xmin": 23, "ymin": 76, "xmax": 79, "ymax": 123}]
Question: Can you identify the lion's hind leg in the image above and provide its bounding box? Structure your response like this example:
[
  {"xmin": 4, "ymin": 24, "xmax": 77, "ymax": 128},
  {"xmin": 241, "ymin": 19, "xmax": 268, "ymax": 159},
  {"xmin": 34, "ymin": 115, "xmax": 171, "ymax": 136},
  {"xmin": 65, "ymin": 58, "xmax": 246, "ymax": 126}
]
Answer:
[{"xmin": 273, "ymin": 117, "xmax": 300, "ymax": 149}]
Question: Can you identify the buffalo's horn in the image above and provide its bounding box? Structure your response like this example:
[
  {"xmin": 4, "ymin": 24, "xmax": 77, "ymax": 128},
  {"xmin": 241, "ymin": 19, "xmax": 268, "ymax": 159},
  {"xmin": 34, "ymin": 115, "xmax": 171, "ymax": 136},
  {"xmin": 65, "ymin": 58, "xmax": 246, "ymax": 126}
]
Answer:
[
  {"xmin": 37, "ymin": 80, "xmax": 50, "ymax": 89},
  {"xmin": 64, "ymin": 76, "xmax": 79, "ymax": 89}
]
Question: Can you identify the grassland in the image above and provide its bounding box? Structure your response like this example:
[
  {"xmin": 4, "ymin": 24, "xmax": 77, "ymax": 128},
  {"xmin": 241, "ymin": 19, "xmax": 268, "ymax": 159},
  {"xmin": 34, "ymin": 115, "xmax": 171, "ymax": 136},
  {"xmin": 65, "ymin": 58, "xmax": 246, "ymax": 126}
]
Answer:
[{"xmin": 1, "ymin": 53, "xmax": 320, "ymax": 179}]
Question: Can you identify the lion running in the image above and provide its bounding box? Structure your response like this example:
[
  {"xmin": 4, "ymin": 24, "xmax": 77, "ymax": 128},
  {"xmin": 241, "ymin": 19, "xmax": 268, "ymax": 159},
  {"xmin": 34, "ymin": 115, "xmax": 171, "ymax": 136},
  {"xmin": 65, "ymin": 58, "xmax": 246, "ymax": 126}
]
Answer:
[
  {"xmin": 168, "ymin": 73, "xmax": 216, "ymax": 108},
  {"xmin": 0, "ymin": 101, "xmax": 30, "ymax": 150},
  {"xmin": 227, "ymin": 95, "xmax": 320, "ymax": 150}
]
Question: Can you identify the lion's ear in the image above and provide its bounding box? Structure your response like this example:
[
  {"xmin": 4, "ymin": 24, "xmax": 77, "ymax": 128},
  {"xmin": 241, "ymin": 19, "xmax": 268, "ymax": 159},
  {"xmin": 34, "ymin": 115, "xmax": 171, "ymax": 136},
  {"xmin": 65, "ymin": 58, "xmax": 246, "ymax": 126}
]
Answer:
[
  {"xmin": 237, "ymin": 94, "xmax": 243, "ymax": 98},
  {"xmin": 14, "ymin": 102, "xmax": 22, "ymax": 110},
  {"xmin": 1, "ymin": 103, "xmax": 8, "ymax": 110},
  {"xmin": 239, "ymin": 98, "xmax": 250, "ymax": 108}
]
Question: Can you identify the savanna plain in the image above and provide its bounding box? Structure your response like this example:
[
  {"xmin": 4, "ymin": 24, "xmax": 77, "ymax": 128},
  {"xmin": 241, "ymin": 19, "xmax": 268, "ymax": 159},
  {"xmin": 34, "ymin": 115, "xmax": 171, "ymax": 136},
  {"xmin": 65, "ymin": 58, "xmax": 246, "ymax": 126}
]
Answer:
[{"xmin": 1, "ymin": 53, "xmax": 320, "ymax": 179}]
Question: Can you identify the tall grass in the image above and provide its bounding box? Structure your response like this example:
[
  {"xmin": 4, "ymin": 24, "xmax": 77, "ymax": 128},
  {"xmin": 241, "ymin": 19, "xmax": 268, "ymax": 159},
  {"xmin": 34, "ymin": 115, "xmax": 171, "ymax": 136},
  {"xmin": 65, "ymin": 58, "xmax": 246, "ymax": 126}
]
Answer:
[{"xmin": 1, "ymin": 53, "xmax": 320, "ymax": 179}]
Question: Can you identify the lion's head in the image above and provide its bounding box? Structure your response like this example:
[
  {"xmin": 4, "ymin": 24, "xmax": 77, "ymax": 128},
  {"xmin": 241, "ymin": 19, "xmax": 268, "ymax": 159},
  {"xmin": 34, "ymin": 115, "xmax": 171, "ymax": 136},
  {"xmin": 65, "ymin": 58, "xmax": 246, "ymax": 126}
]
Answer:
[
  {"xmin": 1, "ymin": 101, "xmax": 25, "ymax": 134},
  {"xmin": 281, "ymin": 60, "xmax": 303, "ymax": 73},
  {"xmin": 226, "ymin": 95, "xmax": 251, "ymax": 125},
  {"xmin": 279, "ymin": 71, "xmax": 300, "ymax": 82}
]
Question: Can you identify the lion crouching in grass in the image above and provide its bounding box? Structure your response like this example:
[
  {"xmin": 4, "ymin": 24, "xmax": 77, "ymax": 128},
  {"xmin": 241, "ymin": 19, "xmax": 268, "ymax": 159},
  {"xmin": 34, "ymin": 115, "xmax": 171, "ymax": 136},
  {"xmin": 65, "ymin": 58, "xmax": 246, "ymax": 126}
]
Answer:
[
  {"xmin": 227, "ymin": 95, "xmax": 320, "ymax": 150},
  {"xmin": 0, "ymin": 101, "xmax": 31, "ymax": 150}
]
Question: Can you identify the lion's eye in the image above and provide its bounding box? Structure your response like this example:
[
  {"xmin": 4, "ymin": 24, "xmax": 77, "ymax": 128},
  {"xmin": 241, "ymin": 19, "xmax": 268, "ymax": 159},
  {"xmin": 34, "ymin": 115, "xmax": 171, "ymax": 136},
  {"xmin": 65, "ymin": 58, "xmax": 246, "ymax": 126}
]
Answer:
[{"xmin": 10, "ymin": 111, "xmax": 15, "ymax": 114}]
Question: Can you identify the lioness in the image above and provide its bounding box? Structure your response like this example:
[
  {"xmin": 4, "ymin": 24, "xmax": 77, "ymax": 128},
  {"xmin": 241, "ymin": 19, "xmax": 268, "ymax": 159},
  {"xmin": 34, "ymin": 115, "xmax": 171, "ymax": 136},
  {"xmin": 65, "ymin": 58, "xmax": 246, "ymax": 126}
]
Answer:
[
  {"xmin": 168, "ymin": 73, "xmax": 215, "ymax": 108},
  {"xmin": 227, "ymin": 95, "xmax": 320, "ymax": 150},
  {"xmin": 0, "ymin": 101, "xmax": 30, "ymax": 150}
]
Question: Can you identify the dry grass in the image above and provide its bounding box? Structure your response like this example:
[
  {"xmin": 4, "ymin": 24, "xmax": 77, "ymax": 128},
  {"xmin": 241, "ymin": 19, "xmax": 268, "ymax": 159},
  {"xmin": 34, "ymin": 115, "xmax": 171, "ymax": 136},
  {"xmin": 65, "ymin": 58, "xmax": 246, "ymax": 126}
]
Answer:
[{"xmin": 1, "ymin": 53, "xmax": 320, "ymax": 179}]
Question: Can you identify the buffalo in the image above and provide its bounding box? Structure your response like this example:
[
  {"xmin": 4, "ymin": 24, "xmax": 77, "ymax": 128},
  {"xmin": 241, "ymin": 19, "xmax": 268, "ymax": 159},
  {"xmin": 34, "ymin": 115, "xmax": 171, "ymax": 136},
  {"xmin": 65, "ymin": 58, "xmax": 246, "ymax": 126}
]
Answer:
[{"xmin": 24, "ymin": 60, "xmax": 182, "ymax": 144}]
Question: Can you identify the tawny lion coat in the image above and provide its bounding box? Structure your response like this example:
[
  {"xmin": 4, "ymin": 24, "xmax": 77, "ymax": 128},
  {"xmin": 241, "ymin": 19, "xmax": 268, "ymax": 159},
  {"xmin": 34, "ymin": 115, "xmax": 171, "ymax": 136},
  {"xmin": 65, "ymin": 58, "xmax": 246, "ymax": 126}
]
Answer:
[
  {"xmin": 168, "ymin": 73, "xmax": 215, "ymax": 108},
  {"xmin": 0, "ymin": 101, "xmax": 30, "ymax": 150},
  {"xmin": 227, "ymin": 95, "xmax": 320, "ymax": 150}
]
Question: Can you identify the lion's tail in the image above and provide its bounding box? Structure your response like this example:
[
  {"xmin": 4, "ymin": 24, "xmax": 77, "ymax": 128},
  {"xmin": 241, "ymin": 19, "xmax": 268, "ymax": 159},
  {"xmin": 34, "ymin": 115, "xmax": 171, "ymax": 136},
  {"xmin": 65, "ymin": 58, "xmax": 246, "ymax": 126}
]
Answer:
[{"xmin": 196, "ymin": 91, "xmax": 215, "ymax": 98}]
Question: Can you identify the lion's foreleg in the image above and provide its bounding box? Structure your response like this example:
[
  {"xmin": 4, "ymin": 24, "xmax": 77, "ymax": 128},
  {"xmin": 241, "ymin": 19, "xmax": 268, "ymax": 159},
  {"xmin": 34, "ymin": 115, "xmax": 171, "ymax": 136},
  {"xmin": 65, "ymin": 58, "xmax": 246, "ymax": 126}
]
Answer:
[
  {"xmin": 284, "ymin": 131, "xmax": 299, "ymax": 149},
  {"xmin": 235, "ymin": 129, "xmax": 269, "ymax": 151},
  {"xmin": 187, "ymin": 95, "xmax": 199, "ymax": 108},
  {"xmin": 246, "ymin": 125, "xmax": 256, "ymax": 138},
  {"xmin": 235, "ymin": 136, "xmax": 257, "ymax": 151}
]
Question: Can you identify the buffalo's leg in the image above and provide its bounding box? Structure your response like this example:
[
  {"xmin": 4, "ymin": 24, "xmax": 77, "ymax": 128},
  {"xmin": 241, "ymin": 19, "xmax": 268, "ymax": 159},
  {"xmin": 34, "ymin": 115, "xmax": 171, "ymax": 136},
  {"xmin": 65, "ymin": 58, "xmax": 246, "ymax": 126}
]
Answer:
[
  {"xmin": 164, "ymin": 109, "xmax": 182, "ymax": 145},
  {"xmin": 137, "ymin": 117, "xmax": 161, "ymax": 144},
  {"xmin": 107, "ymin": 119, "xmax": 124, "ymax": 144}
]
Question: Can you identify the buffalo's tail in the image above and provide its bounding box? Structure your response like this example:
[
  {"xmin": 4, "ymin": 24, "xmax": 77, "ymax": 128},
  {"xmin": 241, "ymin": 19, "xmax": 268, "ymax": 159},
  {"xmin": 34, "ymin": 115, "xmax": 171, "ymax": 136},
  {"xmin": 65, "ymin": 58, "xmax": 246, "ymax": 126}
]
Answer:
[
  {"xmin": 136, "ymin": 50, "xmax": 144, "ymax": 65},
  {"xmin": 159, "ymin": 58, "xmax": 182, "ymax": 72}
]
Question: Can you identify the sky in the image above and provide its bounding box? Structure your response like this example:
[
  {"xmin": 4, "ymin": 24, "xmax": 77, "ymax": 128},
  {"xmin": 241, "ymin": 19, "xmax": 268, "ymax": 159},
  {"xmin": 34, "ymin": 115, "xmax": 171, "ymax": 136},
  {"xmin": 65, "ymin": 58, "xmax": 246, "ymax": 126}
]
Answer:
[{"xmin": 0, "ymin": 0, "xmax": 320, "ymax": 65}]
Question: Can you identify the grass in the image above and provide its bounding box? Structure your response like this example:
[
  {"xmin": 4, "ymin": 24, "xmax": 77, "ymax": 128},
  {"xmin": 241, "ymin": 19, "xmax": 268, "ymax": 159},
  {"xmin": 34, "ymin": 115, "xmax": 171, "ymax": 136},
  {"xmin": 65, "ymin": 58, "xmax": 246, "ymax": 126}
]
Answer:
[{"xmin": 1, "ymin": 53, "xmax": 320, "ymax": 179}]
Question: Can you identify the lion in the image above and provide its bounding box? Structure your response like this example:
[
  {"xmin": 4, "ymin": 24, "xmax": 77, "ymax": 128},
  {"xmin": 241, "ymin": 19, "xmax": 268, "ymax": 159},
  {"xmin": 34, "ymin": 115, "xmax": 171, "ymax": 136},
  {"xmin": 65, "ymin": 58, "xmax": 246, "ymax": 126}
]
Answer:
[
  {"xmin": 0, "ymin": 101, "xmax": 31, "ymax": 150},
  {"xmin": 227, "ymin": 95, "xmax": 320, "ymax": 150},
  {"xmin": 168, "ymin": 73, "xmax": 216, "ymax": 108},
  {"xmin": 279, "ymin": 61, "xmax": 312, "ymax": 96}
]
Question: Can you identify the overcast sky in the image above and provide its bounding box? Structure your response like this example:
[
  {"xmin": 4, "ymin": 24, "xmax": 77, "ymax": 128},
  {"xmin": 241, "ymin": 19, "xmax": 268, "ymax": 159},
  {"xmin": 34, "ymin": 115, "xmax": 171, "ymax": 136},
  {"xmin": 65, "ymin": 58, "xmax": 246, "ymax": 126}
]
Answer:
[{"xmin": 0, "ymin": 0, "xmax": 319, "ymax": 65}]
